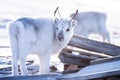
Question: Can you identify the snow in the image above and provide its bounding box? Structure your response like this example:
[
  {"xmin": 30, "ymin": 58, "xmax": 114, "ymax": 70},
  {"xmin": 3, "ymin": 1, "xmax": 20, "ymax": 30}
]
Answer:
[{"xmin": 0, "ymin": 0, "xmax": 120, "ymax": 75}]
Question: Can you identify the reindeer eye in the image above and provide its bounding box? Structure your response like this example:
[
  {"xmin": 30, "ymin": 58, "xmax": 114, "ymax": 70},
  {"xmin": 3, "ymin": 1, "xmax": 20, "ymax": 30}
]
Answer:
[{"xmin": 66, "ymin": 28, "xmax": 70, "ymax": 32}]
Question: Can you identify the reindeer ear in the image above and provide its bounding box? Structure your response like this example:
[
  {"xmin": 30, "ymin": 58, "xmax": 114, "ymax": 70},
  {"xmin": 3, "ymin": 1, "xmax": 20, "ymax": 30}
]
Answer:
[
  {"xmin": 55, "ymin": 18, "xmax": 59, "ymax": 24},
  {"xmin": 69, "ymin": 20, "xmax": 77, "ymax": 28}
]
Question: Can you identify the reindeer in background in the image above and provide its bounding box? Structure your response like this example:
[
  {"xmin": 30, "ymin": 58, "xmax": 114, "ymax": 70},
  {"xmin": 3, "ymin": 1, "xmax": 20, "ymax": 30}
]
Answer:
[{"xmin": 70, "ymin": 11, "xmax": 110, "ymax": 42}]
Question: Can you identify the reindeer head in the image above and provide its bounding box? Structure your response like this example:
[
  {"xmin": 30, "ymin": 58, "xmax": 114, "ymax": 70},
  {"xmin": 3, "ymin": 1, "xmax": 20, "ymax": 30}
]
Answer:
[{"xmin": 54, "ymin": 7, "xmax": 78, "ymax": 43}]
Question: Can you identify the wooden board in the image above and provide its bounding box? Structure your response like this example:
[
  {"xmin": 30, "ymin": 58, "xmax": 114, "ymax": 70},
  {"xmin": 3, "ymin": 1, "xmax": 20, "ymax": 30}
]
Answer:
[
  {"xmin": 60, "ymin": 70, "xmax": 120, "ymax": 80},
  {"xmin": 59, "ymin": 52, "xmax": 91, "ymax": 66},
  {"xmin": 69, "ymin": 36, "xmax": 120, "ymax": 56},
  {"xmin": 60, "ymin": 59, "xmax": 120, "ymax": 80},
  {"xmin": 62, "ymin": 48, "xmax": 109, "ymax": 58},
  {"xmin": 0, "ymin": 74, "xmax": 61, "ymax": 80},
  {"xmin": 90, "ymin": 55, "xmax": 120, "ymax": 65}
]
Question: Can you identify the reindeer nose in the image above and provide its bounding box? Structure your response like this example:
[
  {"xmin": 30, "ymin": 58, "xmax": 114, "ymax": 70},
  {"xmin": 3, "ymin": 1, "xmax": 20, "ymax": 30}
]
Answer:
[{"xmin": 58, "ymin": 31, "xmax": 64, "ymax": 41}]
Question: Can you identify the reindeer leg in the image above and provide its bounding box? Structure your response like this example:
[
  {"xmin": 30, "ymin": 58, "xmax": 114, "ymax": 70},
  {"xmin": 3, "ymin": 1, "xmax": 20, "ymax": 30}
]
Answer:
[
  {"xmin": 12, "ymin": 54, "xmax": 19, "ymax": 76},
  {"xmin": 38, "ymin": 53, "xmax": 50, "ymax": 74},
  {"xmin": 19, "ymin": 56, "xmax": 28, "ymax": 76}
]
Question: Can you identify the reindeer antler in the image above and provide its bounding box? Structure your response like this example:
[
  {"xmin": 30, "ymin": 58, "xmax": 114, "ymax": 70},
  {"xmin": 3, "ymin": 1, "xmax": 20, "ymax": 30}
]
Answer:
[
  {"xmin": 54, "ymin": 7, "xmax": 61, "ymax": 18},
  {"xmin": 71, "ymin": 10, "xmax": 78, "ymax": 19},
  {"xmin": 54, "ymin": 7, "xmax": 59, "ymax": 17}
]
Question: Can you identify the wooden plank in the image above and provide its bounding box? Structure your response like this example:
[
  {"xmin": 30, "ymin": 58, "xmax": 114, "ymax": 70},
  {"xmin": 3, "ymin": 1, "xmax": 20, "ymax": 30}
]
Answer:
[
  {"xmin": 60, "ymin": 68, "xmax": 120, "ymax": 80},
  {"xmin": 0, "ymin": 74, "xmax": 61, "ymax": 80},
  {"xmin": 63, "ymin": 48, "xmax": 110, "ymax": 58},
  {"xmin": 62, "ymin": 52, "xmax": 96, "ymax": 60},
  {"xmin": 69, "ymin": 36, "xmax": 120, "ymax": 56},
  {"xmin": 62, "ymin": 68, "xmax": 81, "ymax": 74},
  {"xmin": 0, "ymin": 65, "xmax": 58, "ymax": 76},
  {"xmin": 59, "ymin": 52, "xmax": 91, "ymax": 66},
  {"xmin": 91, "ymin": 55, "xmax": 120, "ymax": 65},
  {"xmin": 60, "ymin": 59, "xmax": 120, "ymax": 80}
]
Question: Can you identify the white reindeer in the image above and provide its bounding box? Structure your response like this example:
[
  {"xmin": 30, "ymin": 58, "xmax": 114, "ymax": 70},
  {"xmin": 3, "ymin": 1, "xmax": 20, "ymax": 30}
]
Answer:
[
  {"xmin": 70, "ymin": 11, "xmax": 110, "ymax": 42},
  {"xmin": 8, "ymin": 7, "xmax": 77, "ymax": 76}
]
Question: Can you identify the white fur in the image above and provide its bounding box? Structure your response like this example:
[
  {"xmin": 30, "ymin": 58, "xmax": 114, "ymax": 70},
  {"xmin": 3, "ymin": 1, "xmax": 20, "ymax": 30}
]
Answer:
[
  {"xmin": 70, "ymin": 12, "xmax": 110, "ymax": 42},
  {"xmin": 8, "ymin": 17, "xmax": 77, "ymax": 76}
]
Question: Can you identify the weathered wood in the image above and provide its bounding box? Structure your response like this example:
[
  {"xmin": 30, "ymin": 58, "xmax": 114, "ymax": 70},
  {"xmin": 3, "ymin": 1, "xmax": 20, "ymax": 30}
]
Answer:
[
  {"xmin": 0, "ymin": 62, "xmax": 58, "ymax": 76},
  {"xmin": 0, "ymin": 67, "xmax": 11, "ymax": 75},
  {"xmin": 62, "ymin": 68, "xmax": 81, "ymax": 74},
  {"xmin": 69, "ymin": 36, "xmax": 120, "ymax": 56},
  {"xmin": 63, "ymin": 52, "xmax": 96, "ymax": 60},
  {"xmin": 0, "ymin": 74, "xmax": 61, "ymax": 80},
  {"xmin": 63, "ymin": 48, "xmax": 110, "ymax": 58},
  {"xmin": 59, "ymin": 52, "xmax": 91, "ymax": 66},
  {"xmin": 60, "ymin": 60, "xmax": 120, "ymax": 80},
  {"xmin": 91, "ymin": 55, "xmax": 120, "ymax": 65}
]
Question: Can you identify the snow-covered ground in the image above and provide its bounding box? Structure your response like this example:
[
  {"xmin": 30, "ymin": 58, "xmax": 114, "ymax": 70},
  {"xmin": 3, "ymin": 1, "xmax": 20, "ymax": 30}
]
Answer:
[
  {"xmin": 0, "ymin": 0, "xmax": 120, "ymax": 54},
  {"xmin": 0, "ymin": 0, "xmax": 120, "ymax": 75}
]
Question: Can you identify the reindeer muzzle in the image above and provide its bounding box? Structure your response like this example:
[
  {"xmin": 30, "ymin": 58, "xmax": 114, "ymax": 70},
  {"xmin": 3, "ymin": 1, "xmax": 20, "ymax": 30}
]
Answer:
[{"xmin": 57, "ymin": 31, "xmax": 64, "ymax": 41}]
